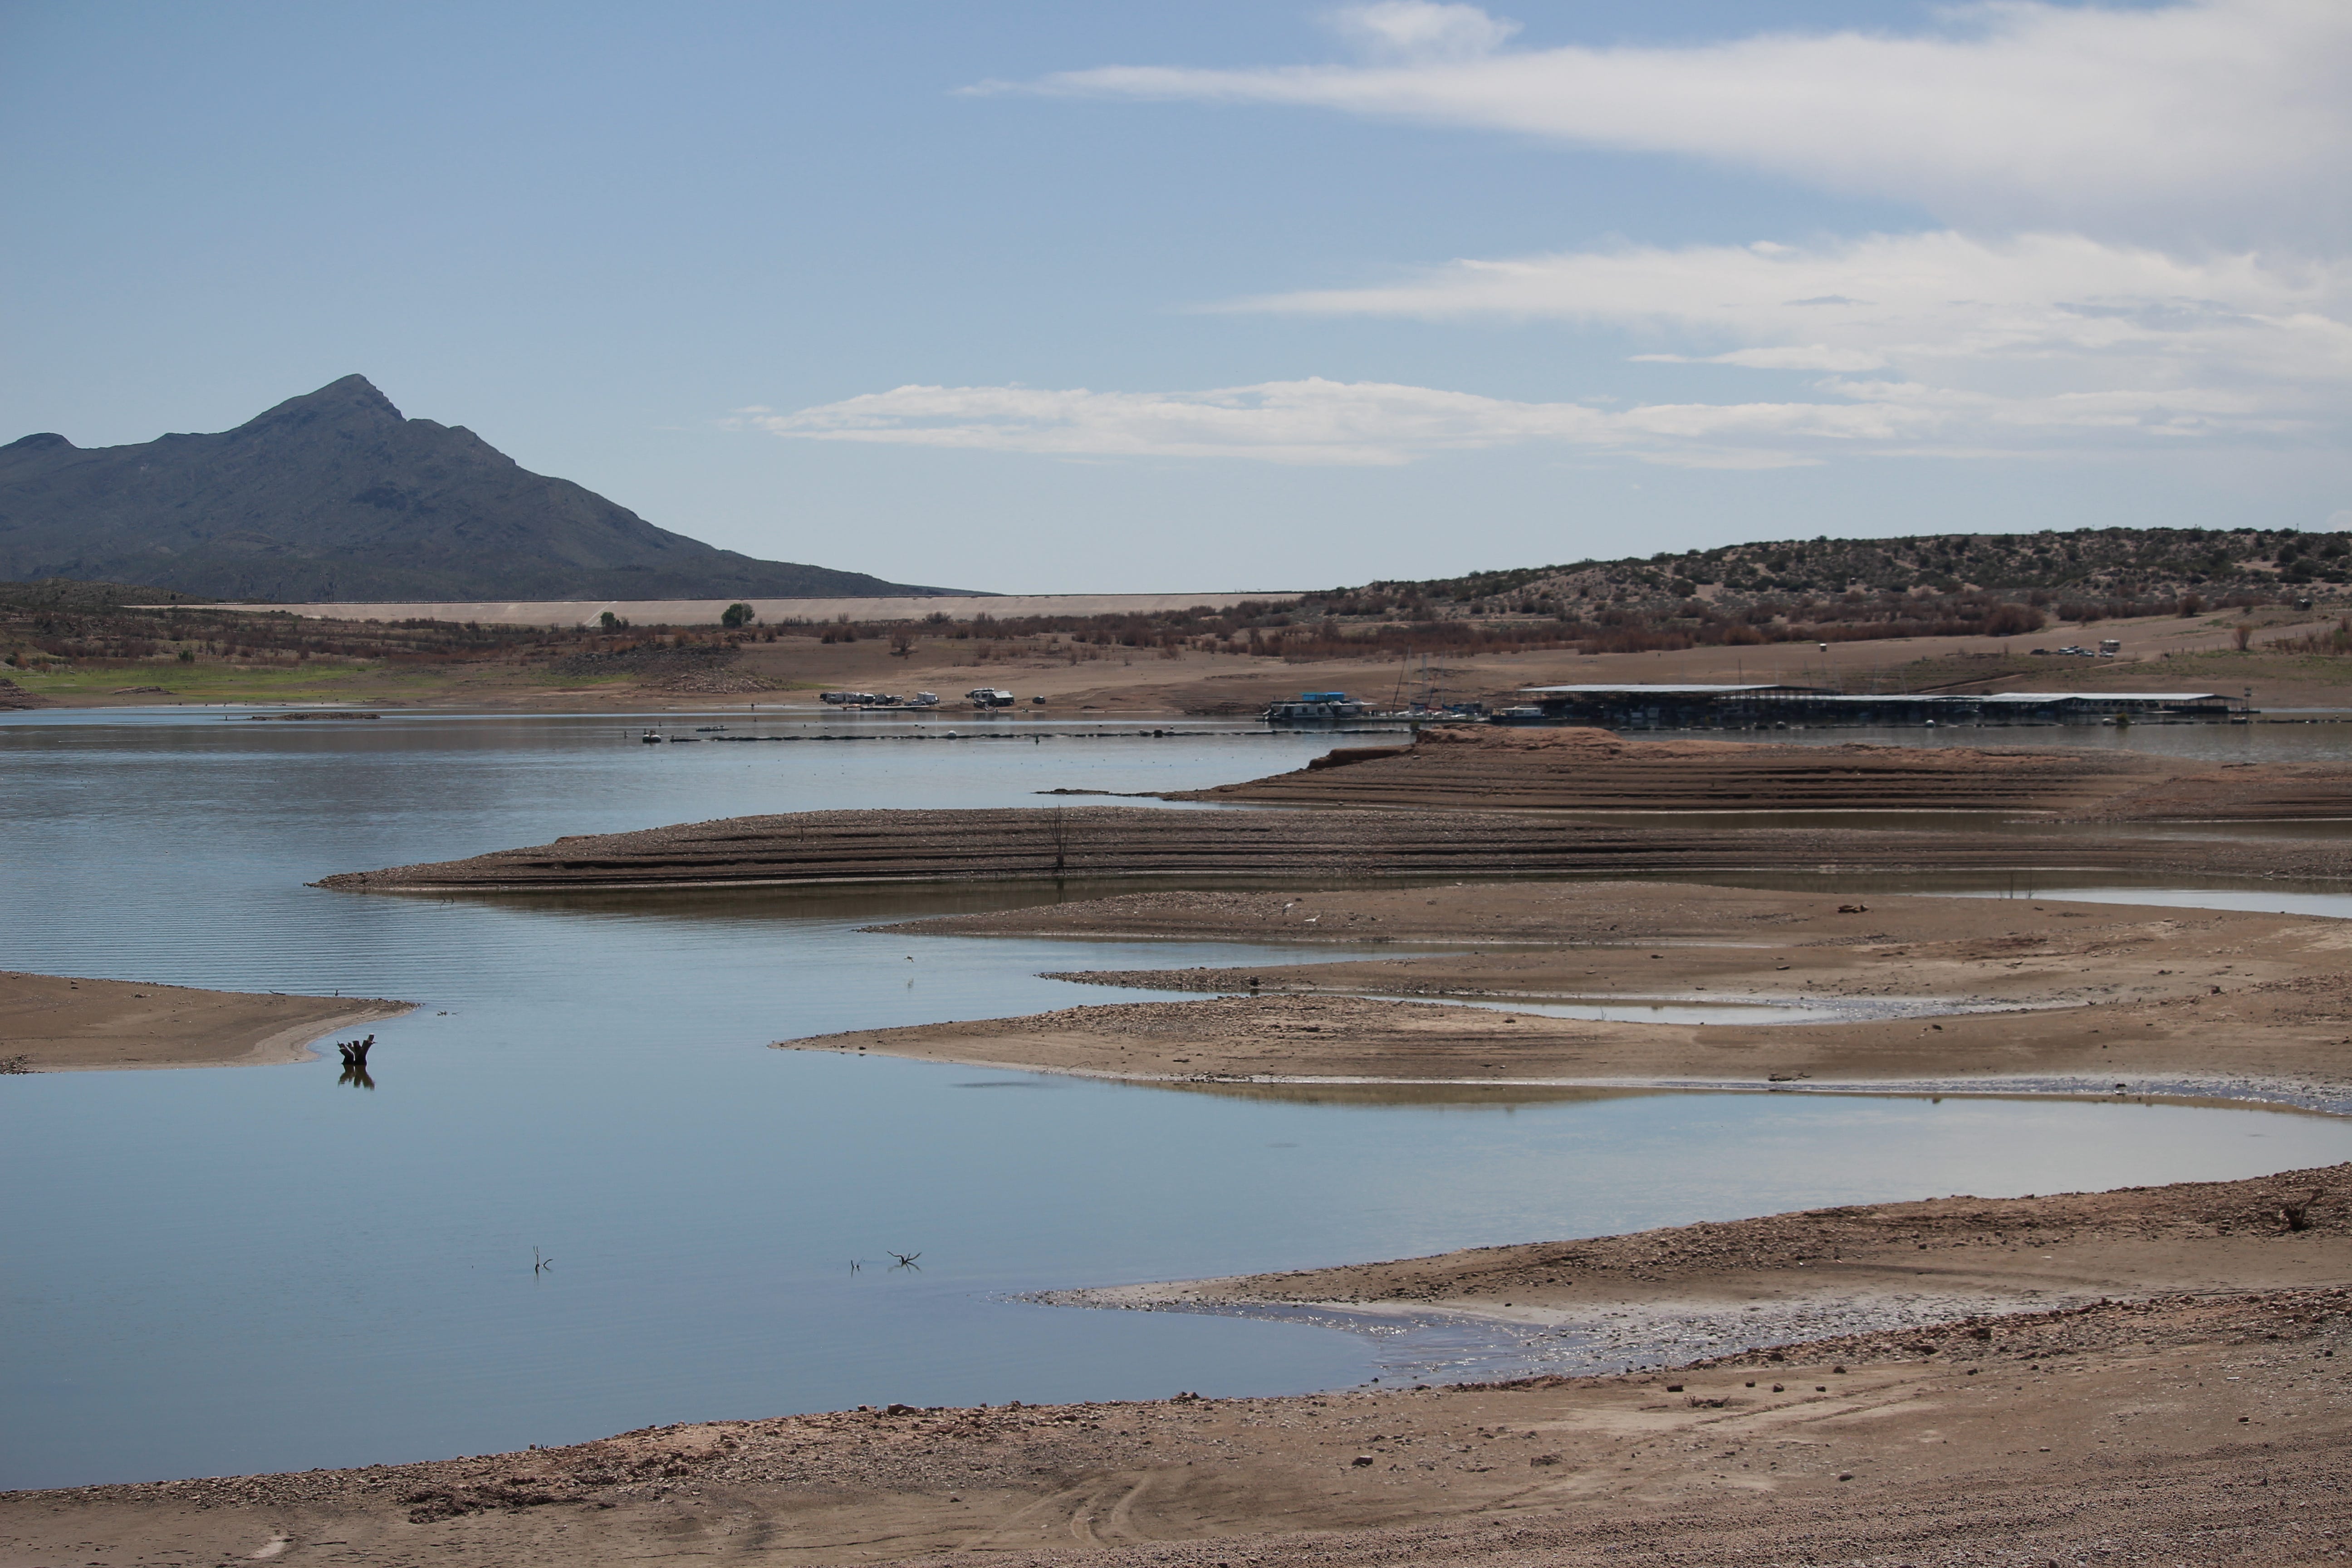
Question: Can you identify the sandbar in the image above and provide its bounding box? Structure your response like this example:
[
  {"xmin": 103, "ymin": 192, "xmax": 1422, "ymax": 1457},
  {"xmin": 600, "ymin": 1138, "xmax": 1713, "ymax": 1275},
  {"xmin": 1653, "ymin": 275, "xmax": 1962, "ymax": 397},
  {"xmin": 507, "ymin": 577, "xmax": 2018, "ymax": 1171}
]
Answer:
[
  {"xmin": 0, "ymin": 969, "xmax": 411, "ymax": 1072},
  {"xmin": 785, "ymin": 883, "xmax": 2352, "ymax": 1108}
]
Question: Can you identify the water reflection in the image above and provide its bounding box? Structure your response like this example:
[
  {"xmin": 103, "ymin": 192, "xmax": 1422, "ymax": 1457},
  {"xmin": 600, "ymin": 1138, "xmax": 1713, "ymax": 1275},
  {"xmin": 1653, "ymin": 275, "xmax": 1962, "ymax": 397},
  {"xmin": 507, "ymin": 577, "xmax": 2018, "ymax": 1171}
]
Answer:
[{"xmin": 332, "ymin": 1034, "xmax": 377, "ymax": 1089}]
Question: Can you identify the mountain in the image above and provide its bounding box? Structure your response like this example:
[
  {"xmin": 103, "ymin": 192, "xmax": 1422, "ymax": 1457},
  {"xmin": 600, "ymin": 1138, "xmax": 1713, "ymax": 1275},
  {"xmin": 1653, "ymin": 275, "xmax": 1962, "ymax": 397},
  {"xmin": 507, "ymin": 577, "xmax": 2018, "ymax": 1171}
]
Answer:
[{"xmin": 0, "ymin": 376, "xmax": 960, "ymax": 601}]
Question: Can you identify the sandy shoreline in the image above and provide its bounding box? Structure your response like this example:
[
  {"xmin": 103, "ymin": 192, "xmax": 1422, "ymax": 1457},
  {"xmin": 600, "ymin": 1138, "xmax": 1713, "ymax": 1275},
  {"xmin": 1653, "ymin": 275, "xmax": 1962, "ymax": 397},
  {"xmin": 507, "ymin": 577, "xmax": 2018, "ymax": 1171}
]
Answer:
[
  {"xmin": 0, "ymin": 970, "xmax": 411, "ymax": 1071},
  {"xmin": 7, "ymin": 1170, "xmax": 2344, "ymax": 1565},
  {"xmin": 1053, "ymin": 1163, "xmax": 2352, "ymax": 1353},
  {"xmin": 769, "ymin": 883, "xmax": 2352, "ymax": 1110}
]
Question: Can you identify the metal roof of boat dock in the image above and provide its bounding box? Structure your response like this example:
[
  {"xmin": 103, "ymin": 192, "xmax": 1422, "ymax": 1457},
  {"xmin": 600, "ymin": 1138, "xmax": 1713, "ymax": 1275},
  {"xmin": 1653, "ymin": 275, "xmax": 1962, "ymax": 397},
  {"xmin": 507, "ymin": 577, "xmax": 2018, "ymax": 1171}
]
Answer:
[
  {"xmin": 1518, "ymin": 683, "xmax": 1815, "ymax": 695},
  {"xmin": 1517, "ymin": 684, "xmax": 2223, "ymax": 702},
  {"xmin": 1976, "ymin": 691, "xmax": 2222, "ymax": 702},
  {"xmin": 1758, "ymin": 691, "xmax": 2221, "ymax": 704}
]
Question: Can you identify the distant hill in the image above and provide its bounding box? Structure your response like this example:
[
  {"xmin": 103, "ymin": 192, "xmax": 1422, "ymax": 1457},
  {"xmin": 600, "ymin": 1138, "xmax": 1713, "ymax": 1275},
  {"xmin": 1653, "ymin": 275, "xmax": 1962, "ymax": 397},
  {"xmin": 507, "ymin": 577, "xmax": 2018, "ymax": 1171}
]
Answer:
[
  {"xmin": 1299, "ymin": 527, "xmax": 2349, "ymax": 621},
  {"xmin": 1221, "ymin": 525, "xmax": 2350, "ymax": 660},
  {"xmin": 0, "ymin": 376, "xmax": 962, "ymax": 602}
]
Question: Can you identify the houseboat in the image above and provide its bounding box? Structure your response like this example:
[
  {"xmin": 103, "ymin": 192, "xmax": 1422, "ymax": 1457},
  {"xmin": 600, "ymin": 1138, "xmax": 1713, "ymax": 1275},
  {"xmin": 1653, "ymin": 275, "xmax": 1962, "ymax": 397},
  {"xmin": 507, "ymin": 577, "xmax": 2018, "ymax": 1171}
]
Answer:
[{"xmin": 1262, "ymin": 691, "xmax": 1377, "ymax": 725}]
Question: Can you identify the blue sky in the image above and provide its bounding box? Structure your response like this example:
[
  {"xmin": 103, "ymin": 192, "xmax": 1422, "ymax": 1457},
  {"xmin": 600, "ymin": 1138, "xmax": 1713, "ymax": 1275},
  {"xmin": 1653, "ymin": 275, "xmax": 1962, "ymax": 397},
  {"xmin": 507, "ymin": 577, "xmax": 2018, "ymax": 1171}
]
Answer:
[{"xmin": 5, "ymin": 1, "xmax": 2346, "ymax": 593}]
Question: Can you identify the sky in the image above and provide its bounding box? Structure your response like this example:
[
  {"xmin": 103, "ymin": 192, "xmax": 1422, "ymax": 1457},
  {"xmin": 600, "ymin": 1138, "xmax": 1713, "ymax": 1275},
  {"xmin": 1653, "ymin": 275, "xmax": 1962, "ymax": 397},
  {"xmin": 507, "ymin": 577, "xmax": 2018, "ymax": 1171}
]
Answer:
[{"xmin": 4, "ymin": 0, "xmax": 2347, "ymax": 593}]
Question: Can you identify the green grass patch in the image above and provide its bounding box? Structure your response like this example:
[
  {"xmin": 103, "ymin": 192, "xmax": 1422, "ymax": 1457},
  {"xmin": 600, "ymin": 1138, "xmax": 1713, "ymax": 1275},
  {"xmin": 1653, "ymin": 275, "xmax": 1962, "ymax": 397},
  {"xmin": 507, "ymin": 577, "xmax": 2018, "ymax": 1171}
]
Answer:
[{"xmin": 10, "ymin": 660, "xmax": 381, "ymax": 702}]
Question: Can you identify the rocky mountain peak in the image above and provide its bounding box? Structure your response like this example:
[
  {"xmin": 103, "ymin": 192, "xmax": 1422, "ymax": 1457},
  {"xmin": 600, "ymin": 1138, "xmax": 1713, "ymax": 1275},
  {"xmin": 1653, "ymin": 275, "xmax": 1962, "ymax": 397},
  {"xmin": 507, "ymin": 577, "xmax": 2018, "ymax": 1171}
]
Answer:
[{"xmin": 236, "ymin": 374, "xmax": 406, "ymax": 435}]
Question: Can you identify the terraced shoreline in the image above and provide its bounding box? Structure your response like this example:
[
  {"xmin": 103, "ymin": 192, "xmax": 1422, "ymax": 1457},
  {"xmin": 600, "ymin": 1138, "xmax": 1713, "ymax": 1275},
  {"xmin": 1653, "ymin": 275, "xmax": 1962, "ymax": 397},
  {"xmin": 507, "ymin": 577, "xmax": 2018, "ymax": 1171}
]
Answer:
[
  {"xmin": 314, "ymin": 802, "xmax": 2352, "ymax": 893},
  {"xmin": 1172, "ymin": 725, "xmax": 2352, "ymax": 820}
]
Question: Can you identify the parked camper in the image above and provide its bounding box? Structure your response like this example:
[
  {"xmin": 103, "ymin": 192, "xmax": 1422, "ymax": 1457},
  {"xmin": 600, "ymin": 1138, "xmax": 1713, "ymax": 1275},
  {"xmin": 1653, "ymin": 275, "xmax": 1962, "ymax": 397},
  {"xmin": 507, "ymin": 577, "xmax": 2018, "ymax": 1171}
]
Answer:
[{"xmin": 967, "ymin": 687, "xmax": 1015, "ymax": 708}]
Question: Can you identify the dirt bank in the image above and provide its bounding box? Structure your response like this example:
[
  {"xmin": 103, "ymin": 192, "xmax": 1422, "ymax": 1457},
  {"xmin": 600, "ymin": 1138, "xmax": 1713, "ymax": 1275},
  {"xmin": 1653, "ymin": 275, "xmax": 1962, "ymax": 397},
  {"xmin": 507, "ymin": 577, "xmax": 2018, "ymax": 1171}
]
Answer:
[
  {"xmin": 1084, "ymin": 1163, "xmax": 2352, "ymax": 1342},
  {"xmin": 314, "ymin": 804, "xmax": 2352, "ymax": 893},
  {"xmin": 1173, "ymin": 724, "xmax": 2352, "ymax": 819},
  {"xmin": 0, "ymin": 970, "xmax": 410, "ymax": 1071},
  {"xmin": 8, "ymin": 1172, "xmax": 2345, "ymax": 1566}
]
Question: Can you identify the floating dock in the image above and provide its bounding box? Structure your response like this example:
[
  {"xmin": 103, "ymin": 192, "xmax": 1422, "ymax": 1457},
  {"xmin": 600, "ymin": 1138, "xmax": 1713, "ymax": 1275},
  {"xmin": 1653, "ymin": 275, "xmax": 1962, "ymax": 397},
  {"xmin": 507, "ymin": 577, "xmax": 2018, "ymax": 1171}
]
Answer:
[{"xmin": 1514, "ymin": 684, "xmax": 2245, "ymax": 729}]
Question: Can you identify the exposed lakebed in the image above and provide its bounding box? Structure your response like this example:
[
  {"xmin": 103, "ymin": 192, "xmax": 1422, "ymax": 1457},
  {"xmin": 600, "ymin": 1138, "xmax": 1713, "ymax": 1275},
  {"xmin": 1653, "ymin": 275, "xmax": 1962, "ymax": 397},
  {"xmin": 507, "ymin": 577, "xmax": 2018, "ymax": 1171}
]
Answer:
[{"xmin": 5, "ymin": 709, "xmax": 2350, "ymax": 1490}]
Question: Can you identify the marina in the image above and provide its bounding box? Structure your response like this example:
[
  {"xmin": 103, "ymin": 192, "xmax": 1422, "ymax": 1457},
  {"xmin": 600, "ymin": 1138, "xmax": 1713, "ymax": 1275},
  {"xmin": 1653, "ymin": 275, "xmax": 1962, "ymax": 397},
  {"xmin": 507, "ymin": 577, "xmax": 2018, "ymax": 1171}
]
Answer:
[{"xmin": 1516, "ymin": 683, "xmax": 2248, "ymax": 729}]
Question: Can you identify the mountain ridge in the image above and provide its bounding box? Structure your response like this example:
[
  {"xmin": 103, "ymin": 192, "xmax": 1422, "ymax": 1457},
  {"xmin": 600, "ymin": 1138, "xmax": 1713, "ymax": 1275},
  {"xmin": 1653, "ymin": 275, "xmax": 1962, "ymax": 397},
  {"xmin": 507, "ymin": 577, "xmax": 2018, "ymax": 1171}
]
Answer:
[{"xmin": 0, "ymin": 376, "xmax": 961, "ymax": 601}]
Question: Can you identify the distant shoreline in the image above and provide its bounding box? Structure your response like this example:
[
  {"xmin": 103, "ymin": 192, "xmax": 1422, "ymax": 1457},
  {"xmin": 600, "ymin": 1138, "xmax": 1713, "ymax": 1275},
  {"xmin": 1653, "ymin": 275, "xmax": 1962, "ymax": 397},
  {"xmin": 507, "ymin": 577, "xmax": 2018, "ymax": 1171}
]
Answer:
[{"xmin": 168, "ymin": 590, "xmax": 1308, "ymax": 628}]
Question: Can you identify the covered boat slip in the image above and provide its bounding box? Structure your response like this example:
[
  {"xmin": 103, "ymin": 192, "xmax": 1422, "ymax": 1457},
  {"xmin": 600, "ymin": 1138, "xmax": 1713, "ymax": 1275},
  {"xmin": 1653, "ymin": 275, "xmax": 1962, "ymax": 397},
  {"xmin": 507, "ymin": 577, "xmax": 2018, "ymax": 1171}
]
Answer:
[{"xmin": 1516, "ymin": 683, "xmax": 2243, "ymax": 730}]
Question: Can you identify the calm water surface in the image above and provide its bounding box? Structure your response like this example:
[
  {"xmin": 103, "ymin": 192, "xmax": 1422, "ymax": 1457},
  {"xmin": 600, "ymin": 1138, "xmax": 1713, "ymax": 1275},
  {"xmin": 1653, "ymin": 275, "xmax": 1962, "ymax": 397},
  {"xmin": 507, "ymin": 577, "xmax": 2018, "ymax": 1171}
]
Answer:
[{"xmin": 5, "ymin": 709, "xmax": 2351, "ymax": 1490}]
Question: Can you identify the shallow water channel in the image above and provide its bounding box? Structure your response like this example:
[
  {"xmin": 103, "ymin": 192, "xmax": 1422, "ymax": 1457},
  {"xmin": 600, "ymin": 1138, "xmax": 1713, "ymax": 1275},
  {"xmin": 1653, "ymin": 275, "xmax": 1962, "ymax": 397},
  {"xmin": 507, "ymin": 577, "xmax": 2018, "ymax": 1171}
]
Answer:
[{"xmin": 5, "ymin": 709, "xmax": 2352, "ymax": 1490}]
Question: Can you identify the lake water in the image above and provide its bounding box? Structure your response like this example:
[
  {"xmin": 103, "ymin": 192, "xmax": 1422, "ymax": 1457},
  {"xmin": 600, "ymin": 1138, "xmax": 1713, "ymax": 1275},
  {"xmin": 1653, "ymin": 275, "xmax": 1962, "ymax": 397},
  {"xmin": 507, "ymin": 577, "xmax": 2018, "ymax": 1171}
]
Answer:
[{"xmin": 5, "ymin": 708, "xmax": 2352, "ymax": 1490}]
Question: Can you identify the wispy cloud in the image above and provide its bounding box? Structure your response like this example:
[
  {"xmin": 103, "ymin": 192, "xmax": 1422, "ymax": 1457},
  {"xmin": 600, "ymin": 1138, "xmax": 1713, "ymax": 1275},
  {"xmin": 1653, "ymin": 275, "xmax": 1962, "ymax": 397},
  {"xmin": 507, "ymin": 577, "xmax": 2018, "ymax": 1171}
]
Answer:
[
  {"xmin": 862, "ymin": 3, "xmax": 2348, "ymax": 477},
  {"xmin": 735, "ymin": 371, "xmax": 2303, "ymax": 469},
  {"xmin": 1238, "ymin": 230, "xmax": 2352, "ymax": 392},
  {"xmin": 739, "ymin": 233, "xmax": 2348, "ymax": 469},
  {"xmin": 1015, "ymin": 0, "xmax": 2351, "ymax": 243}
]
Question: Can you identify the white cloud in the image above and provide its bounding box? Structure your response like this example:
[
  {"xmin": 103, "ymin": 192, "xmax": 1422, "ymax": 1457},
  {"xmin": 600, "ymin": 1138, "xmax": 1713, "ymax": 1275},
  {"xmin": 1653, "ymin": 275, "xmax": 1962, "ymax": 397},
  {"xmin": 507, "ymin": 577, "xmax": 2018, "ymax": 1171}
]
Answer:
[
  {"xmin": 1329, "ymin": 2, "xmax": 1519, "ymax": 61},
  {"xmin": 907, "ymin": 3, "xmax": 2352, "ymax": 479},
  {"xmin": 1260, "ymin": 230, "xmax": 2342, "ymax": 364},
  {"xmin": 1024, "ymin": 0, "xmax": 2352, "ymax": 243},
  {"xmin": 1239, "ymin": 231, "xmax": 2352, "ymax": 399},
  {"xmin": 737, "ymin": 369, "xmax": 2306, "ymax": 469},
  {"xmin": 1635, "ymin": 347, "xmax": 1892, "ymax": 372}
]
